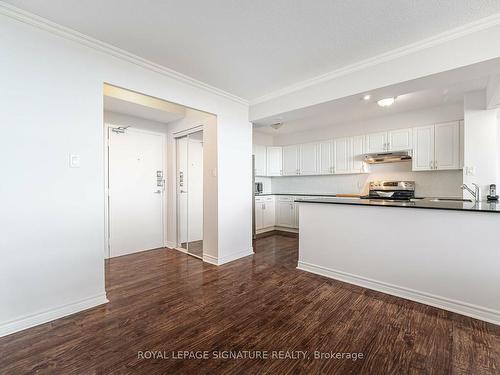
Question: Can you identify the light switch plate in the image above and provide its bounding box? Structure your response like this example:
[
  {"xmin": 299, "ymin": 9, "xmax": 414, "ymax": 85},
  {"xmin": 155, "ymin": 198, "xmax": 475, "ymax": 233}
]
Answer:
[{"xmin": 69, "ymin": 154, "xmax": 81, "ymax": 168}]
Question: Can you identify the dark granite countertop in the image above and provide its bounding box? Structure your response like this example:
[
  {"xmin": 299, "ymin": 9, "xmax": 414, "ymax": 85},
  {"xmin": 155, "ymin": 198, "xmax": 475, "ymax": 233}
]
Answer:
[
  {"xmin": 295, "ymin": 197, "xmax": 500, "ymax": 213},
  {"xmin": 255, "ymin": 193, "xmax": 337, "ymax": 197}
]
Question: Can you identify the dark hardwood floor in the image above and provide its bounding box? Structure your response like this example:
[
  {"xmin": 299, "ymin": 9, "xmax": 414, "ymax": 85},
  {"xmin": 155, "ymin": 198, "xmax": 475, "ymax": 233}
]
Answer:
[{"xmin": 1, "ymin": 235, "xmax": 500, "ymax": 374}]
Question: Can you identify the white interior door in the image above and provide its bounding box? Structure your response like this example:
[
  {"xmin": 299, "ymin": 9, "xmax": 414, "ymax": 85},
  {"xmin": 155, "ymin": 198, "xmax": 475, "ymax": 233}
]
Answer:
[{"xmin": 108, "ymin": 127, "xmax": 164, "ymax": 258}]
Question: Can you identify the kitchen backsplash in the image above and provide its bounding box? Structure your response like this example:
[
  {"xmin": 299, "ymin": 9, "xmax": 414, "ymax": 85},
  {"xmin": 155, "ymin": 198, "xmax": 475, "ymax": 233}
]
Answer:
[{"xmin": 266, "ymin": 162, "xmax": 463, "ymax": 197}]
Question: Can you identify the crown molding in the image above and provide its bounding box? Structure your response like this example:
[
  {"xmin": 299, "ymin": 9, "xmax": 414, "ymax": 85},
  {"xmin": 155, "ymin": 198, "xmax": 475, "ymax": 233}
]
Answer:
[
  {"xmin": 0, "ymin": 2, "xmax": 249, "ymax": 106},
  {"xmin": 251, "ymin": 12, "xmax": 500, "ymax": 105}
]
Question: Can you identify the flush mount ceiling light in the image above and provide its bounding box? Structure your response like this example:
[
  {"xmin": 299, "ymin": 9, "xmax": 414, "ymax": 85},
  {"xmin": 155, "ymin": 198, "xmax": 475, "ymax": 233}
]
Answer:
[
  {"xmin": 270, "ymin": 122, "xmax": 283, "ymax": 130},
  {"xmin": 377, "ymin": 97, "xmax": 396, "ymax": 107},
  {"xmin": 362, "ymin": 94, "xmax": 371, "ymax": 101}
]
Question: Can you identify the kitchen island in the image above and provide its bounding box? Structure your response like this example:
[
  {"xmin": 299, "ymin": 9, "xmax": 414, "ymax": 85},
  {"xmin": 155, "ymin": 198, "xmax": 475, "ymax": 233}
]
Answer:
[{"xmin": 296, "ymin": 197, "xmax": 500, "ymax": 325}]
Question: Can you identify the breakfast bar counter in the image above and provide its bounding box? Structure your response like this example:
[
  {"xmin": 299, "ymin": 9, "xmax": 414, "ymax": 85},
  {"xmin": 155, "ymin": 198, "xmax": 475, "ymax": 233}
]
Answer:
[{"xmin": 296, "ymin": 198, "xmax": 500, "ymax": 325}]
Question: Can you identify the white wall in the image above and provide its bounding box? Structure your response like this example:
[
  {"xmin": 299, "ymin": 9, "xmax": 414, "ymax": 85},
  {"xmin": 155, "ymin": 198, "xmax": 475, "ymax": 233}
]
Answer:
[
  {"xmin": 0, "ymin": 11, "xmax": 250, "ymax": 337},
  {"xmin": 256, "ymin": 103, "xmax": 464, "ymax": 197},
  {"xmin": 463, "ymin": 90, "xmax": 499, "ymax": 198}
]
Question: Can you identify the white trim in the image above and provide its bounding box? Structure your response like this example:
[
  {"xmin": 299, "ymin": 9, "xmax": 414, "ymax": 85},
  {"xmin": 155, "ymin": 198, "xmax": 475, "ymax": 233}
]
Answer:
[
  {"xmin": 202, "ymin": 253, "xmax": 219, "ymax": 265},
  {"xmin": 165, "ymin": 241, "xmax": 177, "ymax": 249},
  {"xmin": 0, "ymin": 293, "xmax": 108, "ymax": 338},
  {"xmin": 251, "ymin": 12, "xmax": 500, "ymax": 105},
  {"xmin": 203, "ymin": 248, "xmax": 254, "ymax": 266},
  {"xmin": 173, "ymin": 125, "xmax": 204, "ymax": 138},
  {"xmin": 0, "ymin": 2, "xmax": 248, "ymax": 106},
  {"xmin": 297, "ymin": 261, "xmax": 500, "ymax": 326}
]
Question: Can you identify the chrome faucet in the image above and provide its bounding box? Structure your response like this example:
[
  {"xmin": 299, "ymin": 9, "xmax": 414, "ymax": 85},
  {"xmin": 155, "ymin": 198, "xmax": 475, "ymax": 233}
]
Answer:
[{"xmin": 461, "ymin": 183, "xmax": 480, "ymax": 202}]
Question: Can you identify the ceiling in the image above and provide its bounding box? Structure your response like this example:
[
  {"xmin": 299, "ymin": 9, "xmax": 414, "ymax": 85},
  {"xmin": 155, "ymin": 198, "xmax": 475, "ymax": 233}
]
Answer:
[{"xmin": 6, "ymin": 0, "xmax": 500, "ymax": 100}]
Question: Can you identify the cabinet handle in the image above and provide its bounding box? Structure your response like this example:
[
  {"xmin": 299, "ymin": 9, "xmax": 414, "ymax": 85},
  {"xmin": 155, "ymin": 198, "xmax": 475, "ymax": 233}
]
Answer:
[
  {"xmin": 262, "ymin": 203, "xmax": 265, "ymax": 209},
  {"xmin": 429, "ymin": 161, "xmax": 432, "ymax": 169}
]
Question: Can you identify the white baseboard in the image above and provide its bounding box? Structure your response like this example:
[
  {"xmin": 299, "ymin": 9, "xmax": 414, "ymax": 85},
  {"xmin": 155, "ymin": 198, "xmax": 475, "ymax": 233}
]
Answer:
[
  {"xmin": 203, "ymin": 248, "xmax": 254, "ymax": 266},
  {"xmin": 165, "ymin": 241, "xmax": 176, "ymax": 249},
  {"xmin": 0, "ymin": 293, "xmax": 109, "ymax": 338},
  {"xmin": 202, "ymin": 253, "xmax": 219, "ymax": 265},
  {"xmin": 297, "ymin": 261, "xmax": 500, "ymax": 326}
]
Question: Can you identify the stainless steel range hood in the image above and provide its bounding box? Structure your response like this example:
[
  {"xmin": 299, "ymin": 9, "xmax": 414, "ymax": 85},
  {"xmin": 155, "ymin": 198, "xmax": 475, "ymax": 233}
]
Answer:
[{"xmin": 363, "ymin": 150, "xmax": 412, "ymax": 164}]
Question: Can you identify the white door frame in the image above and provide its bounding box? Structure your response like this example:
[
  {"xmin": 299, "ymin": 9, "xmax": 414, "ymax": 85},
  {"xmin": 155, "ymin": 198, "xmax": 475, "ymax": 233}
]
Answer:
[
  {"xmin": 103, "ymin": 123, "xmax": 167, "ymax": 259},
  {"xmin": 173, "ymin": 126, "xmax": 204, "ymax": 256}
]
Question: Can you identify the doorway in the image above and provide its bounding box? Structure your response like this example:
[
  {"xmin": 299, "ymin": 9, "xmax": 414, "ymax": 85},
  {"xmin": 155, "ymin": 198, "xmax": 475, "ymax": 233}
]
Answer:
[
  {"xmin": 176, "ymin": 130, "xmax": 204, "ymax": 259},
  {"xmin": 107, "ymin": 126, "xmax": 165, "ymax": 258}
]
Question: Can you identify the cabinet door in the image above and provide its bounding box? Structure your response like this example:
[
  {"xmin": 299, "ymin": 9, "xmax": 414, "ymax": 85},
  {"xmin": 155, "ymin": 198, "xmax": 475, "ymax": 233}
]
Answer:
[
  {"xmin": 253, "ymin": 144, "xmax": 267, "ymax": 176},
  {"xmin": 388, "ymin": 128, "xmax": 412, "ymax": 151},
  {"xmin": 333, "ymin": 137, "xmax": 351, "ymax": 174},
  {"xmin": 282, "ymin": 145, "xmax": 299, "ymax": 176},
  {"xmin": 299, "ymin": 143, "xmax": 320, "ymax": 175},
  {"xmin": 412, "ymin": 126, "xmax": 434, "ymax": 171},
  {"xmin": 434, "ymin": 121, "xmax": 460, "ymax": 170},
  {"xmin": 351, "ymin": 135, "xmax": 366, "ymax": 173},
  {"xmin": 266, "ymin": 147, "xmax": 282, "ymax": 176},
  {"xmin": 254, "ymin": 201, "xmax": 263, "ymax": 230},
  {"xmin": 262, "ymin": 198, "xmax": 275, "ymax": 228},
  {"xmin": 319, "ymin": 141, "xmax": 334, "ymax": 174},
  {"xmin": 365, "ymin": 132, "xmax": 388, "ymax": 153},
  {"xmin": 276, "ymin": 201, "xmax": 295, "ymax": 227}
]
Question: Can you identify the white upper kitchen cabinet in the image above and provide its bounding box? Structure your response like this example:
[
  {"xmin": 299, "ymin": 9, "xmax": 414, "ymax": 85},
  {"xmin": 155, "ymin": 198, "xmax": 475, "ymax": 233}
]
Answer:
[
  {"xmin": 266, "ymin": 146, "xmax": 282, "ymax": 176},
  {"xmin": 351, "ymin": 135, "xmax": 366, "ymax": 173},
  {"xmin": 333, "ymin": 137, "xmax": 352, "ymax": 174},
  {"xmin": 253, "ymin": 144, "xmax": 267, "ymax": 176},
  {"xmin": 434, "ymin": 121, "xmax": 460, "ymax": 170},
  {"xmin": 282, "ymin": 145, "xmax": 299, "ymax": 176},
  {"xmin": 319, "ymin": 141, "xmax": 334, "ymax": 174},
  {"xmin": 388, "ymin": 128, "xmax": 412, "ymax": 151},
  {"xmin": 299, "ymin": 142, "xmax": 320, "ymax": 175},
  {"xmin": 365, "ymin": 132, "xmax": 388, "ymax": 153},
  {"xmin": 412, "ymin": 125, "xmax": 435, "ymax": 171}
]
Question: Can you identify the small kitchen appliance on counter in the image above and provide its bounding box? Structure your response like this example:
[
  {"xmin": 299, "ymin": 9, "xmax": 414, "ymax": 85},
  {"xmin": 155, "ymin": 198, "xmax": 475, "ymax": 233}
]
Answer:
[
  {"xmin": 487, "ymin": 184, "xmax": 498, "ymax": 202},
  {"xmin": 255, "ymin": 182, "xmax": 263, "ymax": 195},
  {"xmin": 361, "ymin": 181, "xmax": 415, "ymax": 201}
]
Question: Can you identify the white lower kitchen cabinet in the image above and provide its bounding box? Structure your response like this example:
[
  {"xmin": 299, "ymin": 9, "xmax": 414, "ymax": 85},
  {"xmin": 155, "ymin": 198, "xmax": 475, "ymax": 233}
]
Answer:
[
  {"xmin": 276, "ymin": 196, "xmax": 296, "ymax": 227},
  {"xmin": 255, "ymin": 196, "xmax": 275, "ymax": 230}
]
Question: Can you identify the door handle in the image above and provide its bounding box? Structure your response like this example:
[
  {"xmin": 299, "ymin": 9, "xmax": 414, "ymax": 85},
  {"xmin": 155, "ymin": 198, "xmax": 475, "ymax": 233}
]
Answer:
[
  {"xmin": 180, "ymin": 190, "xmax": 188, "ymax": 193},
  {"xmin": 154, "ymin": 190, "xmax": 162, "ymax": 194}
]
